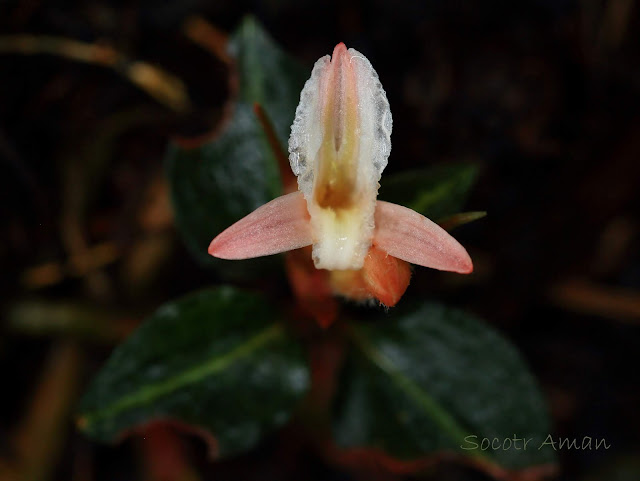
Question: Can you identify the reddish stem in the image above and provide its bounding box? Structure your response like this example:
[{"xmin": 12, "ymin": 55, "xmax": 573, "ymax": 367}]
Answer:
[{"xmin": 253, "ymin": 102, "xmax": 297, "ymax": 192}]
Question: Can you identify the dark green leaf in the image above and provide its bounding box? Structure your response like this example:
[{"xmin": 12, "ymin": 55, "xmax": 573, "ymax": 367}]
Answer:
[
  {"xmin": 79, "ymin": 286, "xmax": 309, "ymax": 458},
  {"xmin": 333, "ymin": 302, "xmax": 555, "ymax": 470},
  {"xmin": 229, "ymin": 17, "xmax": 308, "ymax": 140},
  {"xmin": 165, "ymin": 17, "xmax": 307, "ymax": 275},
  {"xmin": 379, "ymin": 163, "xmax": 479, "ymax": 220}
]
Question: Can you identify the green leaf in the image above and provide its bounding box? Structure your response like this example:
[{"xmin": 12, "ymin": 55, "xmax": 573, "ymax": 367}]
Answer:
[
  {"xmin": 333, "ymin": 302, "xmax": 555, "ymax": 470},
  {"xmin": 78, "ymin": 286, "xmax": 309, "ymax": 458},
  {"xmin": 379, "ymin": 163, "xmax": 479, "ymax": 220},
  {"xmin": 165, "ymin": 16, "xmax": 307, "ymax": 275},
  {"xmin": 438, "ymin": 211, "xmax": 487, "ymax": 231}
]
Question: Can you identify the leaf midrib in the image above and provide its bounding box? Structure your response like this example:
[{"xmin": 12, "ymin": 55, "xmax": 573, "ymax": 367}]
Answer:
[
  {"xmin": 350, "ymin": 326, "xmax": 488, "ymax": 461},
  {"xmin": 80, "ymin": 324, "xmax": 283, "ymax": 428}
]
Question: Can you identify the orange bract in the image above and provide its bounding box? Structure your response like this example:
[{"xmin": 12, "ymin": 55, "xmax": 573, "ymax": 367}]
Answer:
[{"xmin": 330, "ymin": 246, "xmax": 411, "ymax": 307}]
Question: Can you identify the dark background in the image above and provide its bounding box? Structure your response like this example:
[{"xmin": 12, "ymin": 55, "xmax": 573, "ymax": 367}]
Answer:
[{"xmin": 1, "ymin": 1, "xmax": 639, "ymax": 480}]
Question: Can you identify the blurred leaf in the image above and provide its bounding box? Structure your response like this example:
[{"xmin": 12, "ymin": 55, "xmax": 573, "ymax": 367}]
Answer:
[
  {"xmin": 438, "ymin": 211, "xmax": 487, "ymax": 231},
  {"xmin": 584, "ymin": 454, "xmax": 640, "ymax": 481},
  {"xmin": 10, "ymin": 342, "xmax": 82, "ymax": 481},
  {"xmin": 0, "ymin": 36, "xmax": 190, "ymax": 112},
  {"xmin": 333, "ymin": 302, "xmax": 555, "ymax": 470},
  {"xmin": 78, "ymin": 286, "xmax": 309, "ymax": 458},
  {"xmin": 379, "ymin": 163, "xmax": 479, "ymax": 220},
  {"xmin": 7, "ymin": 300, "xmax": 133, "ymax": 342},
  {"xmin": 166, "ymin": 17, "xmax": 307, "ymax": 277},
  {"xmin": 228, "ymin": 17, "xmax": 308, "ymax": 138}
]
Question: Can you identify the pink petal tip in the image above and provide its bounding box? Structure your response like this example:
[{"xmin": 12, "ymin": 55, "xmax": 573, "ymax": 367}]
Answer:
[{"xmin": 373, "ymin": 201, "xmax": 473, "ymax": 274}]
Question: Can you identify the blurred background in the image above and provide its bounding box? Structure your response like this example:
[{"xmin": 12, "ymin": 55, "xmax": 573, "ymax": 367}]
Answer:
[{"xmin": 1, "ymin": 0, "xmax": 639, "ymax": 480}]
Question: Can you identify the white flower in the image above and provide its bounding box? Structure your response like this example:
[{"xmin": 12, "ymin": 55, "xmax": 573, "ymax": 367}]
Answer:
[{"xmin": 209, "ymin": 43, "xmax": 472, "ymax": 277}]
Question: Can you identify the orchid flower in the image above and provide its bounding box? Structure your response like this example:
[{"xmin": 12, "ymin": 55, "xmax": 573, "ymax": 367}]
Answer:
[{"xmin": 209, "ymin": 43, "xmax": 472, "ymax": 306}]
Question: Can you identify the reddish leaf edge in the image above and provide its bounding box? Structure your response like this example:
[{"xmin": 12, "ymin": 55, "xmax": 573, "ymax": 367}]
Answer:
[{"xmin": 322, "ymin": 443, "xmax": 558, "ymax": 481}]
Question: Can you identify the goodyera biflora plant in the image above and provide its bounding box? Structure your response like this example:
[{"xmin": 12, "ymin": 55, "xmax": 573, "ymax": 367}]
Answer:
[
  {"xmin": 209, "ymin": 43, "xmax": 472, "ymax": 305},
  {"xmin": 80, "ymin": 27, "xmax": 555, "ymax": 475}
]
